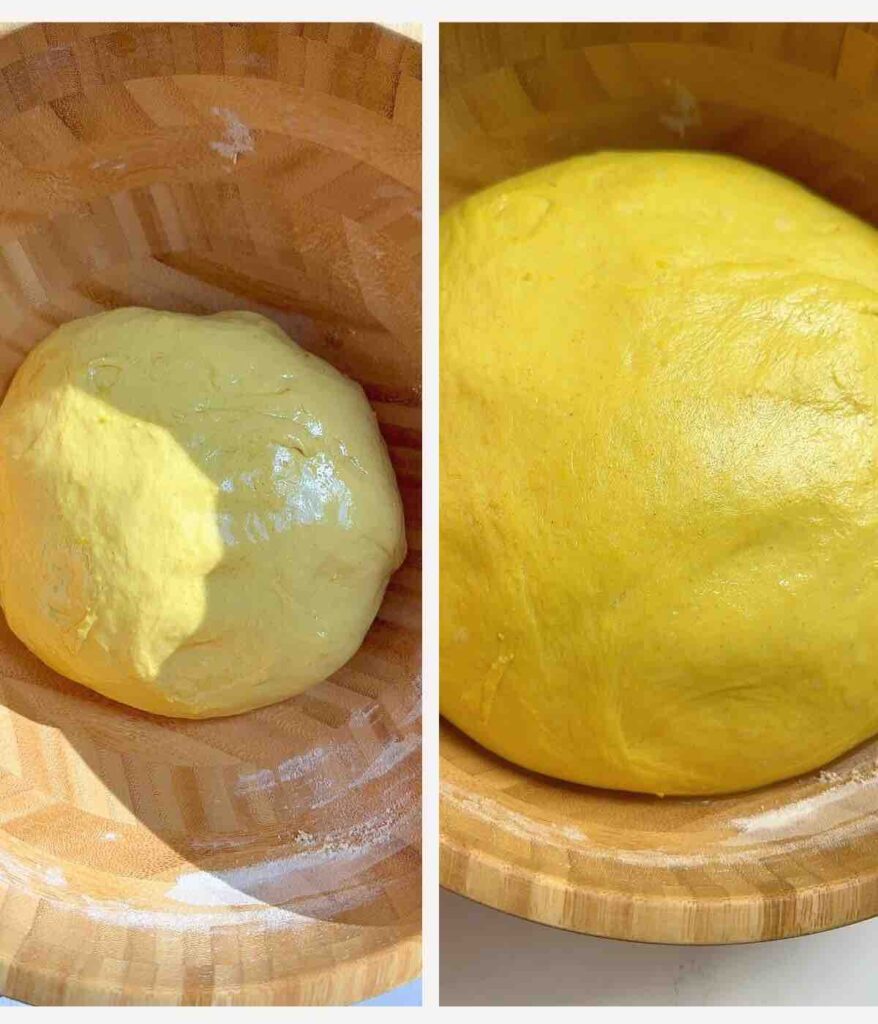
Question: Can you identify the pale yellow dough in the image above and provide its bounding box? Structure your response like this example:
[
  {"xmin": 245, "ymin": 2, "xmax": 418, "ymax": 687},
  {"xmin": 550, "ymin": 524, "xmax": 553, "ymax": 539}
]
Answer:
[
  {"xmin": 0, "ymin": 308, "xmax": 405, "ymax": 718},
  {"xmin": 441, "ymin": 151, "xmax": 878, "ymax": 795}
]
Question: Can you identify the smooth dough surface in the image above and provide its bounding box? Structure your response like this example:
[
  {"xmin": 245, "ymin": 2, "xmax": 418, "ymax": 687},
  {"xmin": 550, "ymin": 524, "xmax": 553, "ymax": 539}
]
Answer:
[
  {"xmin": 0, "ymin": 308, "xmax": 405, "ymax": 718},
  {"xmin": 440, "ymin": 151, "xmax": 878, "ymax": 795}
]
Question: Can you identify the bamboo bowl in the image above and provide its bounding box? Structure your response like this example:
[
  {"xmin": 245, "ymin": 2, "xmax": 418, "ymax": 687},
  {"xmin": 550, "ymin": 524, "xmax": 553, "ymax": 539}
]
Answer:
[
  {"xmin": 440, "ymin": 22, "xmax": 878, "ymax": 944},
  {"xmin": 0, "ymin": 22, "xmax": 421, "ymax": 1005}
]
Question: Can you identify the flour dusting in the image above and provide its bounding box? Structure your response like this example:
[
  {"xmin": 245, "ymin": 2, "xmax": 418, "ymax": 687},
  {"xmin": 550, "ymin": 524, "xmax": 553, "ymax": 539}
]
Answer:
[
  {"xmin": 400, "ymin": 699, "xmax": 421, "ymax": 727},
  {"xmin": 164, "ymin": 801, "xmax": 408, "ymax": 915},
  {"xmin": 0, "ymin": 849, "xmax": 69, "ymax": 890},
  {"xmin": 660, "ymin": 79, "xmax": 701, "ymax": 138},
  {"xmin": 446, "ymin": 758, "xmax": 878, "ymax": 871},
  {"xmin": 235, "ymin": 767, "xmax": 276, "ymax": 794},
  {"xmin": 446, "ymin": 781, "xmax": 587, "ymax": 847},
  {"xmin": 348, "ymin": 703, "xmax": 378, "ymax": 728},
  {"xmin": 0, "ymin": 796, "xmax": 411, "ymax": 934},
  {"xmin": 235, "ymin": 730, "xmax": 418, "ymax": 802},
  {"xmin": 80, "ymin": 895, "xmax": 304, "ymax": 933},
  {"xmin": 91, "ymin": 159, "xmax": 127, "ymax": 173},
  {"xmin": 353, "ymin": 734, "xmax": 420, "ymax": 788},
  {"xmin": 166, "ymin": 871, "xmax": 265, "ymax": 908},
  {"xmin": 449, "ymin": 783, "xmax": 716, "ymax": 869},
  {"xmin": 278, "ymin": 745, "xmax": 335, "ymax": 782},
  {"xmin": 235, "ymin": 743, "xmax": 336, "ymax": 796},
  {"xmin": 209, "ymin": 107, "xmax": 255, "ymax": 164},
  {"xmin": 729, "ymin": 768, "xmax": 878, "ymax": 844}
]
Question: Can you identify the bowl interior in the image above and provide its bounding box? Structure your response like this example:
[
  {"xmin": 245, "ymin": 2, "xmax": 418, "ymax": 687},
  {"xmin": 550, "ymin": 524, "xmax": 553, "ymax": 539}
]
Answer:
[
  {"xmin": 440, "ymin": 21, "xmax": 878, "ymax": 223},
  {"xmin": 440, "ymin": 21, "xmax": 878, "ymax": 943},
  {"xmin": 0, "ymin": 22, "xmax": 421, "ymax": 1005}
]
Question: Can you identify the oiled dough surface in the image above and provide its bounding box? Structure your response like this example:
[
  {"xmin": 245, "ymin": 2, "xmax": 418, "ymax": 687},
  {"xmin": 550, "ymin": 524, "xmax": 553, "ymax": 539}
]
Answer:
[
  {"xmin": 440, "ymin": 152, "xmax": 878, "ymax": 794},
  {"xmin": 0, "ymin": 308, "xmax": 405, "ymax": 718}
]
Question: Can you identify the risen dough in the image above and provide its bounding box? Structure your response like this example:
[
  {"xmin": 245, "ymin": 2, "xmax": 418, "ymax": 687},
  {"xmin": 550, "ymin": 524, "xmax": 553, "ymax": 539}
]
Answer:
[
  {"xmin": 0, "ymin": 308, "xmax": 405, "ymax": 718},
  {"xmin": 441, "ymin": 151, "xmax": 878, "ymax": 795}
]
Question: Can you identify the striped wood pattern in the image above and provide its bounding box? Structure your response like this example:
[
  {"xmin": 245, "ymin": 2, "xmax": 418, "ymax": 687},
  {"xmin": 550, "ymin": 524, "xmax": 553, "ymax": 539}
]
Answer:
[
  {"xmin": 440, "ymin": 22, "xmax": 878, "ymax": 944},
  {"xmin": 0, "ymin": 22, "xmax": 421, "ymax": 1004}
]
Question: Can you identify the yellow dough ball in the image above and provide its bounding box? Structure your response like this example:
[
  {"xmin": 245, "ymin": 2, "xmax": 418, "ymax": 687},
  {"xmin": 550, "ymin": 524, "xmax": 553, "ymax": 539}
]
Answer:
[
  {"xmin": 0, "ymin": 308, "xmax": 405, "ymax": 718},
  {"xmin": 440, "ymin": 151, "xmax": 878, "ymax": 795}
]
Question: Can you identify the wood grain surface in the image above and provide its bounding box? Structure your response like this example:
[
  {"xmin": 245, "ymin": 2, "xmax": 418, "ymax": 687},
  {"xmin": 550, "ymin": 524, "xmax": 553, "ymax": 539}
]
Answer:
[
  {"xmin": 440, "ymin": 22, "xmax": 878, "ymax": 944},
  {"xmin": 0, "ymin": 22, "xmax": 421, "ymax": 1005}
]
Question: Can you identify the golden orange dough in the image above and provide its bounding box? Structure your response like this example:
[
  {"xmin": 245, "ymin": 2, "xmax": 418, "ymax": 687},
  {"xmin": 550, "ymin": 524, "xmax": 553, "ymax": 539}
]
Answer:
[
  {"xmin": 440, "ymin": 151, "xmax": 878, "ymax": 795},
  {"xmin": 0, "ymin": 308, "xmax": 405, "ymax": 718}
]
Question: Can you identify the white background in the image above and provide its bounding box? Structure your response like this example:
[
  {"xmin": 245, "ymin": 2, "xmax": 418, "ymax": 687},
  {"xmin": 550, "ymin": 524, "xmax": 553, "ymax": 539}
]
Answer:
[{"xmin": 440, "ymin": 890, "xmax": 878, "ymax": 1005}]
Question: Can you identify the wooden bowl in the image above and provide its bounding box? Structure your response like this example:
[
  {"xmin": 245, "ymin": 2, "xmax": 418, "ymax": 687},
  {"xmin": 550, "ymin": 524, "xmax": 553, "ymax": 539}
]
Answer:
[
  {"xmin": 440, "ymin": 22, "xmax": 878, "ymax": 944},
  {"xmin": 0, "ymin": 22, "xmax": 421, "ymax": 1005}
]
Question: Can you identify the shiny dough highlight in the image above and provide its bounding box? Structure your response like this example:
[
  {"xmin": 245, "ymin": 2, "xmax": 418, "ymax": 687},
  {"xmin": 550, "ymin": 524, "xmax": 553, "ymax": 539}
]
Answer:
[{"xmin": 0, "ymin": 308, "xmax": 405, "ymax": 718}]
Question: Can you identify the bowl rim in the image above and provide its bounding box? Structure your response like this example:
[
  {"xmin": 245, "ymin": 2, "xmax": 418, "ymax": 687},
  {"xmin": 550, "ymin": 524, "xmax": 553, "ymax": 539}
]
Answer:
[{"xmin": 440, "ymin": 721, "xmax": 878, "ymax": 945}]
